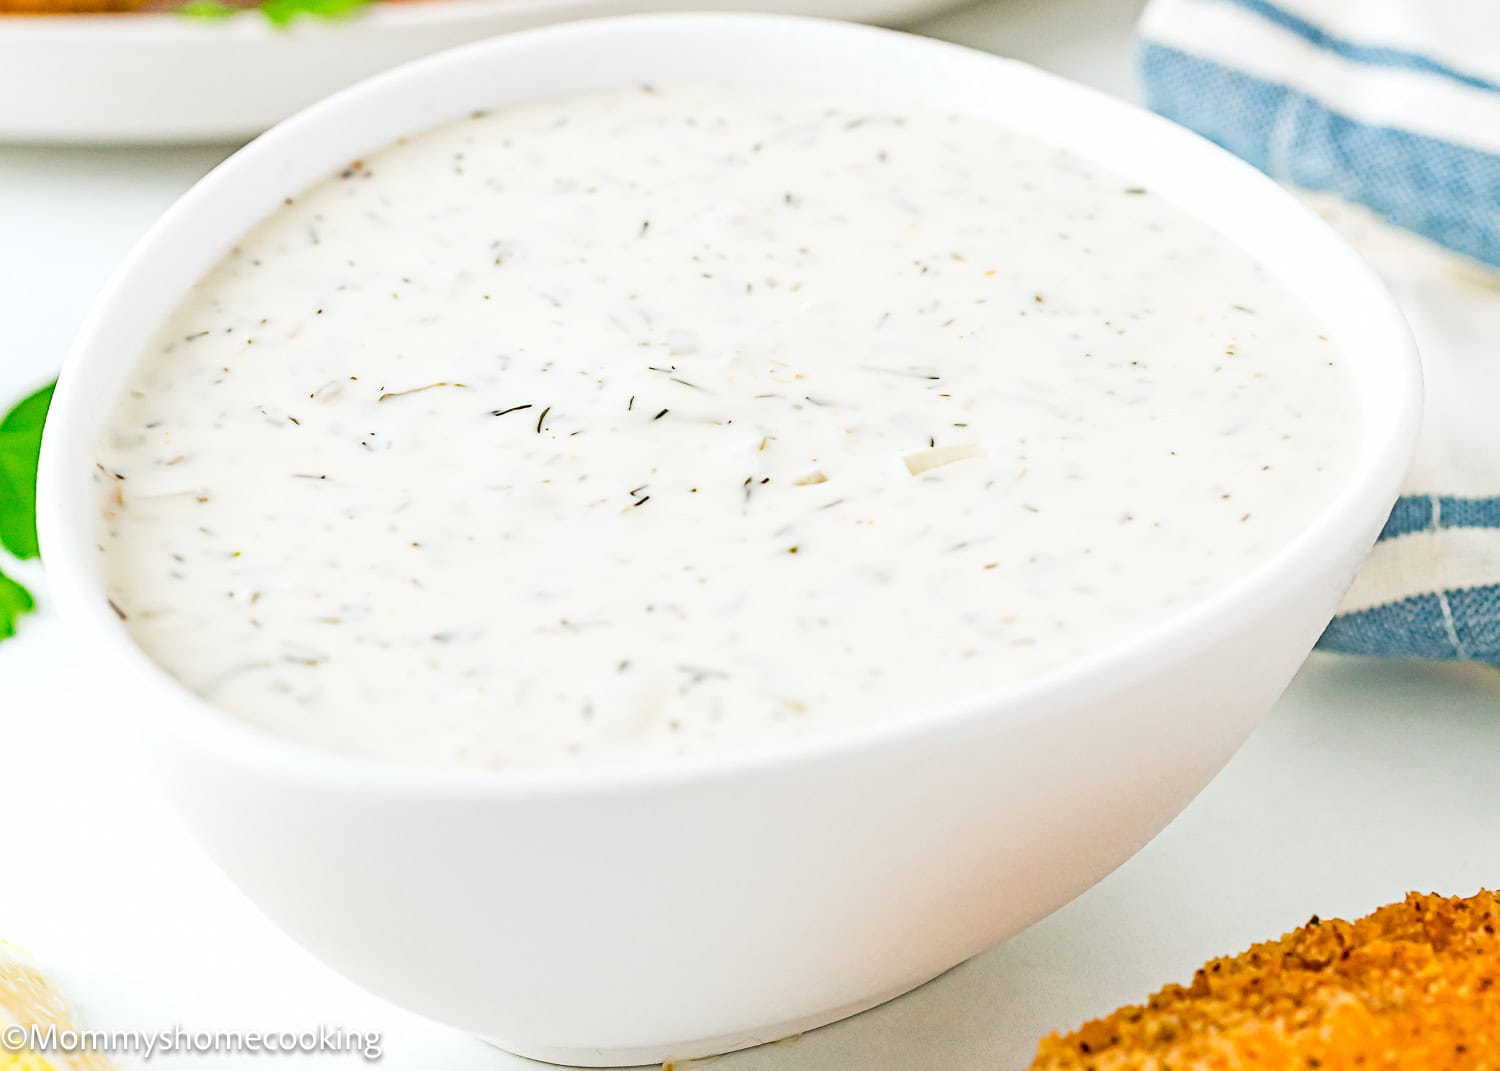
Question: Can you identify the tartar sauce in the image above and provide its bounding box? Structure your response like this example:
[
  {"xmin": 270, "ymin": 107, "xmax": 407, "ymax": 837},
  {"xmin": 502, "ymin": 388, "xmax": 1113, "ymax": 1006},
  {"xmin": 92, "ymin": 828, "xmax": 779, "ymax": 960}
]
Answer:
[{"xmin": 96, "ymin": 84, "xmax": 1359, "ymax": 766}]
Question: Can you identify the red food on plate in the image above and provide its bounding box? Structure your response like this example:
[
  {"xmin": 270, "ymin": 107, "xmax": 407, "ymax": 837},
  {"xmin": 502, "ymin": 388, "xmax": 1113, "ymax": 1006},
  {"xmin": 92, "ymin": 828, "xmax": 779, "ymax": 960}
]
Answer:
[{"xmin": 0, "ymin": 0, "xmax": 152, "ymax": 11}]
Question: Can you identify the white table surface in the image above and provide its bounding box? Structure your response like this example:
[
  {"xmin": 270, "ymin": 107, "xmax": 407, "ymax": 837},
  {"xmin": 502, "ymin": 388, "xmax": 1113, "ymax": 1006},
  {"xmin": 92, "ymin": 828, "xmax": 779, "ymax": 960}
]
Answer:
[{"xmin": 4, "ymin": 1, "xmax": 1498, "ymax": 1068}]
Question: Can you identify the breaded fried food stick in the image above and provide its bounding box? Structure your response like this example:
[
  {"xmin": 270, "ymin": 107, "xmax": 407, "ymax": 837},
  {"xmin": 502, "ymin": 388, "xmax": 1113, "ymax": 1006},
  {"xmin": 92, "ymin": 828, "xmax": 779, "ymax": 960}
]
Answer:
[{"xmin": 1033, "ymin": 890, "xmax": 1500, "ymax": 1070}]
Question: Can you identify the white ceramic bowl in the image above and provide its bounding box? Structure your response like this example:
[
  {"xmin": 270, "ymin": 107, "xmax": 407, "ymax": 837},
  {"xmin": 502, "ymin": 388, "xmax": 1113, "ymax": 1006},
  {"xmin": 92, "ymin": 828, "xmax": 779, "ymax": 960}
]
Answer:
[{"xmin": 38, "ymin": 14, "xmax": 1421, "ymax": 1067}]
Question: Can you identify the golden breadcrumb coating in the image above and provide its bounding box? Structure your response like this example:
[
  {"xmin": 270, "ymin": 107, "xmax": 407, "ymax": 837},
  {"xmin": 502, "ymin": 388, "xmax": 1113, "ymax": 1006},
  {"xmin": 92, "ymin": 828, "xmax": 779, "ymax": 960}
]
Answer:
[{"xmin": 1033, "ymin": 891, "xmax": 1500, "ymax": 1071}]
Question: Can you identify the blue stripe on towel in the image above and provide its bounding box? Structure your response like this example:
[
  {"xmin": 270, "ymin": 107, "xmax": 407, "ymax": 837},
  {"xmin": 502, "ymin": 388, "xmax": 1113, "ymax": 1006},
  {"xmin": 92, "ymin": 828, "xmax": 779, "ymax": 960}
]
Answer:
[
  {"xmin": 1447, "ymin": 584, "xmax": 1500, "ymax": 660},
  {"xmin": 1436, "ymin": 496, "xmax": 1500, "ymax": 530},
  {"xmin": 1377, "ymin": 495, "xmax": 1500, "ymax": 541},
  {"xmin": 1219, "ymin": 0, "xmax": 1500, "ymax": 93},
  {"xmin": 1318, "ymin": 585, "xmax": 1500, "ymax": 665},
  {"xmin": 1378, "ymin": 496, "xmax": 1437, "ymax": 541},
  {"xmin": 1374, "ymin": 495, "xmax": 1500, "ymax": 537},
  {"xmin": 1319, "ymin": 494, "xmax": 1500, "ymax": 662},
  {"xmin": 1139, "ymin": 43, "xmax": 1500, "ymax": 269},
  {"xmin": 1319, "ymin": 592, "xmax": 1469, "ymax": 661}
]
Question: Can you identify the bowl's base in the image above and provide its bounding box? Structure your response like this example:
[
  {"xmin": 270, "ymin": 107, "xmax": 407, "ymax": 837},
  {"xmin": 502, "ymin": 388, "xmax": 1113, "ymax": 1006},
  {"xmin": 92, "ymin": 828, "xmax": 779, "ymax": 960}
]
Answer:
[{"xmin": 480, "ymin": 967, "xmax": 948, "ymax": 1067}]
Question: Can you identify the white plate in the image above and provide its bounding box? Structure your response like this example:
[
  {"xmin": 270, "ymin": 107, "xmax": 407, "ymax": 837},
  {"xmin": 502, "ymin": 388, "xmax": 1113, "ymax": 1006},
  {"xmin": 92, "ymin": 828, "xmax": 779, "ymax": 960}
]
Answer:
[{"xmin": 0, "ymin": 0, "xmax": 959, "ymax": 144}]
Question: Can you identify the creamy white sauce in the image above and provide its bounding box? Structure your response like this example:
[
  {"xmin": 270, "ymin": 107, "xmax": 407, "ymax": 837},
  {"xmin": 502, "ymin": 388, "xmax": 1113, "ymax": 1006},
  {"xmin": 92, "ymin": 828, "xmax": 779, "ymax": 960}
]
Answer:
[{"xmin": 96, "ymin": 85, "xmax": 1359, "ymax": 767}]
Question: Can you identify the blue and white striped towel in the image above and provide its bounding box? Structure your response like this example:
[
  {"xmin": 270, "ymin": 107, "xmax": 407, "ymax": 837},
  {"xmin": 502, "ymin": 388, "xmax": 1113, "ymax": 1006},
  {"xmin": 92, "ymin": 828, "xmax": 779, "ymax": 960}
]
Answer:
[{"xmin": 1139, "ymin": 0, "xmax": 1500, "ymax": 665}]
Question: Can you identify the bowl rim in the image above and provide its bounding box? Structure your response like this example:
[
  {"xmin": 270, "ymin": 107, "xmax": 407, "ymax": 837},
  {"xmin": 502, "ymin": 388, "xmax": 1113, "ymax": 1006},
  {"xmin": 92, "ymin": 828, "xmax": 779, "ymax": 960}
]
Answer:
[{"xmin": 37, "ymin": 11, "xmax": 1424, "ymax": 796}]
